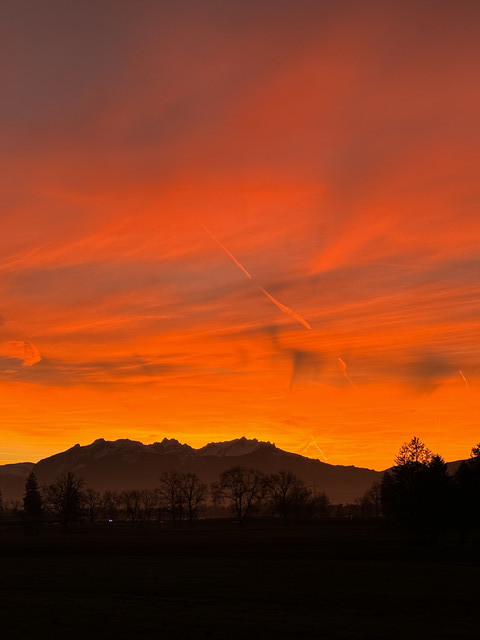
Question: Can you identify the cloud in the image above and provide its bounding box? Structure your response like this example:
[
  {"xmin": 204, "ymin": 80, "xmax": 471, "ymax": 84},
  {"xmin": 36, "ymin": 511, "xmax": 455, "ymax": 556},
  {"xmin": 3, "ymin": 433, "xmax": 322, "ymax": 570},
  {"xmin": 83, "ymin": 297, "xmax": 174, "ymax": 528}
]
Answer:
[
  {"xmin": 290, "ymin": 349, "xmax": 324, "ymax": 387},
  {"xmin": 0, "ymin": 341, "xmax": 41, "ymax": 366},
  {"xmin": 404, "ymin": 354, "xmax": 457, "ymax": 395},
  {"xmin": 0, "ymin": 354, "xmax": 184, "ymax": 386},
  {"xmin": 1, "ymin": 1, "xmax": 479, "ymax": 469}
]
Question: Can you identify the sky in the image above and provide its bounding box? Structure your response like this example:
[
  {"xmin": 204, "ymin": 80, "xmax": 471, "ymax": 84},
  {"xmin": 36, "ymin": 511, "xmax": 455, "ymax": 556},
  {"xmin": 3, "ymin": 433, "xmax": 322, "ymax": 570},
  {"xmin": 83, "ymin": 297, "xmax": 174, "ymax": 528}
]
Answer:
[{"xmin": 1, "ymin": 0, "xmax": 479, "ymax": 469}]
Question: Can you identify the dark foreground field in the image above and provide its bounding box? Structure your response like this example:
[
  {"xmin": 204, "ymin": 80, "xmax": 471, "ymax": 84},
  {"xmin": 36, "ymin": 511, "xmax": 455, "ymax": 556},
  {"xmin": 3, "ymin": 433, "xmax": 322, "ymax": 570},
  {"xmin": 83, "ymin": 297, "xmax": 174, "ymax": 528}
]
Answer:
[{"xmin": 1, "ymin": 521, "xmax": 479, "ymax": 639}]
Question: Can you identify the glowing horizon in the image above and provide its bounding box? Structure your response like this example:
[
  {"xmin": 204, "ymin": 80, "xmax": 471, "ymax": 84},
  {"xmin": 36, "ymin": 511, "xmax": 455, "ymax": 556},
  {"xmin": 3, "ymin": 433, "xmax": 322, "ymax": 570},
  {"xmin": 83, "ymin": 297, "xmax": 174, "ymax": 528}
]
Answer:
[{"xmin": 1, "ymin": 1, "xmax": 479, "ymax": 471}]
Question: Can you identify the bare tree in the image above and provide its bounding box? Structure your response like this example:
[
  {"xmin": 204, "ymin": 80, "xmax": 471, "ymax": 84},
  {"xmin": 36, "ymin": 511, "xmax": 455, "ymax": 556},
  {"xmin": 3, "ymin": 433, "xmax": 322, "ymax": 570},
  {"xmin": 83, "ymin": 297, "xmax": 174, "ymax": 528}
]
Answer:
[
  {"xmin": 84, "ymin": 488, "xmax": 102, "ymax": 525},
  {"xmin": 358, "ymin": 482, "xmax": 382, "ymax": 518},
  {"xmin": 180, "ymin": 473, "xmax": 207, "ymax": 525},
  {"xmin": 158, "ymin": 471, "xmax": 185, "ymax": 526},
  {"xmin": 311, "ymin": 492, "xmax": 332, "ymax": 519},
  {"xmin": 6, "ymin": 500, "xmax": 21, "ymax": 517},
  {"xmin": 139, "ymin": 489, "xmax": 158, "ymax": 524},
  {"xmin": 211, "ymin": 467, "xmax": 264, "ymax": 525},
  {"xmin": 43, "ymin": 472, "xmax": 85, "ymax": 532},
  {"xmin": 120, "ymin": 489, "xmax": 143, "ymax": 524},
  {"xmin": 101, "ymin": 490, "xmax": 120, "ymax": 522},
  {"xmin": 264, "ymin": 470, "xmax": 312, "ymax": 522}
]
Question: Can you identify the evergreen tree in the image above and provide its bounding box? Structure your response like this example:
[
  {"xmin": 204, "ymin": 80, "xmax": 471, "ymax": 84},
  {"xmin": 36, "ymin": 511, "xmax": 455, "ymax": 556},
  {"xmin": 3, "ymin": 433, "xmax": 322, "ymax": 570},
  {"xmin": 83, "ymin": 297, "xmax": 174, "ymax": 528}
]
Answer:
[
  {"xmin": 454, "ymin": 443, "xmax": 480, "ymax": 541},
  {"xmin": 471, "ymin": 443, "xmax": 480, "ymax": 459},
  {"xmin": 23, "ymin": 472, "xmax": 42, "ymax": 533},
  {"xmin": 381, "ymin": 437, "xmax": 451, "ymax": 541}
]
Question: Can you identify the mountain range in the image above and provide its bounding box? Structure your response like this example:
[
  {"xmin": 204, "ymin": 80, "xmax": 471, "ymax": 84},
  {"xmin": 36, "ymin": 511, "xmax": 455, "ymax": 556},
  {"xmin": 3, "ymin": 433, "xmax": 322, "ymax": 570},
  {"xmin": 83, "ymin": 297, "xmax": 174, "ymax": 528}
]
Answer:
[{"xmin": 0, "ymin": 437, "xmax": 466, "ymax": 505}]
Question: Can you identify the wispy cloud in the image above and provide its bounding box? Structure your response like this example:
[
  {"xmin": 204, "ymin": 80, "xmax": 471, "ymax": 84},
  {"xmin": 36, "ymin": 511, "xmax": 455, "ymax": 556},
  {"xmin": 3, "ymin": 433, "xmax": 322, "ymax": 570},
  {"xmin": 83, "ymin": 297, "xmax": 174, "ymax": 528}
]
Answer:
[
  {"xmin": 1, "ymin": 1, "xmax": 479, "ymax": 468},
  {"xmin": 0, "ymin": 341, "xmax": 41, "ymax": 366}
]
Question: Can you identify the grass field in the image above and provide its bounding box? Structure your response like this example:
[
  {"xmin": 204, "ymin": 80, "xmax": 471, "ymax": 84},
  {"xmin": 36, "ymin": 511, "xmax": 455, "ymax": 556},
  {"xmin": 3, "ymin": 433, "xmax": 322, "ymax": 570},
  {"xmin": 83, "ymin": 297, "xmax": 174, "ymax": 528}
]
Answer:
[{"xmin": 1, "ymin": 521, "xmax": 479, "ymax": 639}]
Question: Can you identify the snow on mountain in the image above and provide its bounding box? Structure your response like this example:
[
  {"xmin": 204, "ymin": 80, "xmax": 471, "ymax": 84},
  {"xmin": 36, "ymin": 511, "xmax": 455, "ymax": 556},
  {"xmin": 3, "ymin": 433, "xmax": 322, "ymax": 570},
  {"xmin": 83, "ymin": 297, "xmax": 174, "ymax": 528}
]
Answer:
[
  {"xmin": 2, "ymin": 436, "xmax": 388, "ymax": 503},
  {"xmin": 87, "ymin": 438, "xmax": 146, "ymax": 461},
  {"xmin": 198, "ymin": 437, "xmax": 272, "ymax": 457},
  {"xmin": 150, "ymin": 438, "xmax": 194, "ymax": 454}
]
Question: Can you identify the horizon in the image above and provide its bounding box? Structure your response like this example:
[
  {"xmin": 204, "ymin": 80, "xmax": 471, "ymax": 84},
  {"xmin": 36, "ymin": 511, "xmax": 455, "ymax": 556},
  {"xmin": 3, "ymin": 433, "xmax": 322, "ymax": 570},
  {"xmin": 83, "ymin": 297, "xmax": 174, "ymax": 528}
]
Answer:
[
  {"xmin": 0, "ymin": 435, "xmax": 336, "ymax": 467},
  {"xmin": 1, "ymin": 2, "xmax": 479, "ymax": 470},
  {"xmin": 1, "ymin": 433, "xmax": 475, "ymax": 473}
]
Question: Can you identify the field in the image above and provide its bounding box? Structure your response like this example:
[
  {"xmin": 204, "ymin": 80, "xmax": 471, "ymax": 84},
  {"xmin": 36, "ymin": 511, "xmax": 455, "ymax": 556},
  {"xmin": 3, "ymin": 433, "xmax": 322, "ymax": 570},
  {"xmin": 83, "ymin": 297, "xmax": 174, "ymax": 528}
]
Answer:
[{"xmin": 1, "ymin": 521, "xmax": 479, "ymax": 639}]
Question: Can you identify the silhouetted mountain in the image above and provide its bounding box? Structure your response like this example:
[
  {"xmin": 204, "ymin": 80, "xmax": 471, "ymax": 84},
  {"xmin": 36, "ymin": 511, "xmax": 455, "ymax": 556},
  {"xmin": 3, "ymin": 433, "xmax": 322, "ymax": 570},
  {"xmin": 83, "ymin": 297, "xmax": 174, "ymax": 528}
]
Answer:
[
  {"xmin": 1, "ymin": 441, "xmax": 471, "ymax": 505},
  {"xmin": 30, "ymin": 437, "xmax": 381, "ymax": 503},
  {"xmin": 445, "ymin": 459, "xmax": 467, "ymax": 475},
  {"xmin": 198, "ymin": 437, "xmax": 268, "ymax": 457},
  {"xmin": 0, "ymin": 462, "xmax": 35, "ymax": 503}
]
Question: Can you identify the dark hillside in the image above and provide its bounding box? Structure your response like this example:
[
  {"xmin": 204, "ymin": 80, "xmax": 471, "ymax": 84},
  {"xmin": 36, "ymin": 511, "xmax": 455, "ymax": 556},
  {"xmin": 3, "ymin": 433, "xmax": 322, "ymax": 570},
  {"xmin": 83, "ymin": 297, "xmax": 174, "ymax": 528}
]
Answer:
[{"xmin": 32, "ymin": 437, "xmax": 381, "ymax": 503}]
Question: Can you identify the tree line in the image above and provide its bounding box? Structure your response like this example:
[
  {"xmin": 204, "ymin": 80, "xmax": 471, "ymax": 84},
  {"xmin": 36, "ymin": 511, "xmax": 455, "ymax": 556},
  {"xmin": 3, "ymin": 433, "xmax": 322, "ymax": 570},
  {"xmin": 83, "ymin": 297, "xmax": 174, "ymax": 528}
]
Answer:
[
  {"xmin": 1, "ymin": 467, "xmax": 331, "ymax": 533},
  {"xmin": 359, "ymin": 437, "xmax": 480, "ymax": 542},
  {"xmin": 2, "ymin": 437, "xmax": 479, "ymax": 538}
]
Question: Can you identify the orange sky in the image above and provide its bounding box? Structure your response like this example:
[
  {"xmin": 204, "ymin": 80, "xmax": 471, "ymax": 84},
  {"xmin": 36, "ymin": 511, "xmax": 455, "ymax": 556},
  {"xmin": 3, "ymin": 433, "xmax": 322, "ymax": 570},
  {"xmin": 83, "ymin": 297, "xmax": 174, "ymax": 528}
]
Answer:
[{"xmin": 1, "ymin": 1, "xmax": 479, "ymax": 469}]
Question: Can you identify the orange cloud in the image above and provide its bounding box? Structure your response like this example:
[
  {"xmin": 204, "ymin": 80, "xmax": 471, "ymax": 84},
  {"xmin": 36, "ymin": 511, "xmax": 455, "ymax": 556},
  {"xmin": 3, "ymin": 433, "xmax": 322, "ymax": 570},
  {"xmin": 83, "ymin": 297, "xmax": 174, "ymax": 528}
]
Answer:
[
  {"xmin": 0, "ymin": 341, "xmax": 41, "ymax": 366},
  {"xmin": 1, "ymin": 1, "xmax": 479, "ymax": 469}
]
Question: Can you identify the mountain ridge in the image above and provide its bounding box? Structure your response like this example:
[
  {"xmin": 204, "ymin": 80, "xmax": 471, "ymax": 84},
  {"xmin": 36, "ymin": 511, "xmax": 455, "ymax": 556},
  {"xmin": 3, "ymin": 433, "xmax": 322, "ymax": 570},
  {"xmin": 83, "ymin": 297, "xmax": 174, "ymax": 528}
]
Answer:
[
  {"xmin": 1, "ymin": 436, "xmax": 382, "ymax": 504},
  {"xmin": 0, "ymin": 437, "xmax": 469, "ymax": 504}
]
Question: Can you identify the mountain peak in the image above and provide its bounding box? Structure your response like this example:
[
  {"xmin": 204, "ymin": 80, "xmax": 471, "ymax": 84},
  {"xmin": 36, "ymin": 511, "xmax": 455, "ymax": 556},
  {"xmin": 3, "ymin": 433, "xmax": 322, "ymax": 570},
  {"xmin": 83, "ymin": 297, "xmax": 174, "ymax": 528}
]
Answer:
[
  {"xmin": 150, "ymin": 438, "xmax": 193, "ymax": 453},
  {"xmin": 2, "ymin": 435, "xmax": 385, "ymax": 504},
  {"xmin": 198, "ymin": 437, "xmax": 274, "ymax": 457}
]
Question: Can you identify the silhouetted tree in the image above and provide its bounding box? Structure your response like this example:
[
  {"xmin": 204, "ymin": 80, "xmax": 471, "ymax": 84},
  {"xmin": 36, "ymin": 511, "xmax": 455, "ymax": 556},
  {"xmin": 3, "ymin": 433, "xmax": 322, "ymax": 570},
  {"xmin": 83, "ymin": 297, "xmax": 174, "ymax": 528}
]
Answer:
[
  {"xmin": 180, "ymin": 473, "xmax": 207, "ymax": 525},
  {"xmin": 421, "ymin": 454, "xmax": 452, "ymax": 534},
  {"xmin": 84, "ymin": 488, "xmax": 102, "ymax": 525},
  {"xmin": 101, "ymin": 490, "xmax": 120, "ymax": 522},
  {"xmin": 381, "ymin": 437, "xmax": 451, "ymax": 541},
  {"xmin": 358, "ymin": 482, "xmax": 382, "ymax": 518},
  {"xmin": 394, "ymin": 436, "xmax": 433, "ymax": 466},
  {"xmin": 470, "ymin": 443, "xmax": 480, "ymax": 524},
  {"xmin": 471, "ymin": 443, "xmax": 480, "ymax": 459},
  {"xmin": 454, "ymin": 443, "xmax": 480, "ymax": 541},
  {"xmin": 311, "ymin": 492, "xmax": 332, "ymax": 519},
  {"xmin": 264, "ymin": 470, "xmax": 312, "ymax": 522},
  {"xmin": 158, "ymin": 471, "xmax": 185, "ymax": 526},
  {"xmin": 6, "ymin": 500, "xmax": 21, "ymax": 517},
  {"xmin": 23, "ymin": 472, "xmax": 42, "ymax": 533},
  {"xmin": 43, "ymin": 472, "xmax": 85, "ymax": 532},
  {"xmin": 120, "ymin": 489, "xmax": 143, "ymax": 524},
  {"xmin": 139, "ymin": 489, "xmax": 158, "ymax": 524},
  {"xmin": 211, "ymin": 467, "xmax": 264, "ymax": 525}
]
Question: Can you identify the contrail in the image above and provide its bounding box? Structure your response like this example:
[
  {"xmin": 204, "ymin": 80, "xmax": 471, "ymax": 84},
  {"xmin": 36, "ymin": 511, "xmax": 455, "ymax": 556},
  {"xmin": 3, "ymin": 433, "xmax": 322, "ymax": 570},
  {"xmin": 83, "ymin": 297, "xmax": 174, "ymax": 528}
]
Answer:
[
  {"xmin": 302, "ymin": 436, "xmax": 328, "ymax": 461},
  {"xmin": 459, "ymin": 370, "xmax": 473, "ymax": 406},
  {"xmin": 258, "ymin": 287, "xmax": 311, "ymax": 330},
  {"xmin": 459, "ymin": 370, "xmax": 469, "ymax": 389},
  {"xmin": 202, "ymin": 223, "xmax": 311, "ymax": 330},
  {"xmin": 338, "ymin": 356, "xmax": 360, "ymax": 392},
  {"xmin": 201, "ymin": 223, "xmax": 253, "ymax": 279}
]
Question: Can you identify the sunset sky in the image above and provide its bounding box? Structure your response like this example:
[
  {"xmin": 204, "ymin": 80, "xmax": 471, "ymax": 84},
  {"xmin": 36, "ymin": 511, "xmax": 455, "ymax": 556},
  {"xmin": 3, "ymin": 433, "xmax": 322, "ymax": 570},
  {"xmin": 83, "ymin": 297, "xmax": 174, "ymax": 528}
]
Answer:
[{"xmin": 1, "ymin": 0, "xmax": 479, "ymax": 469}]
